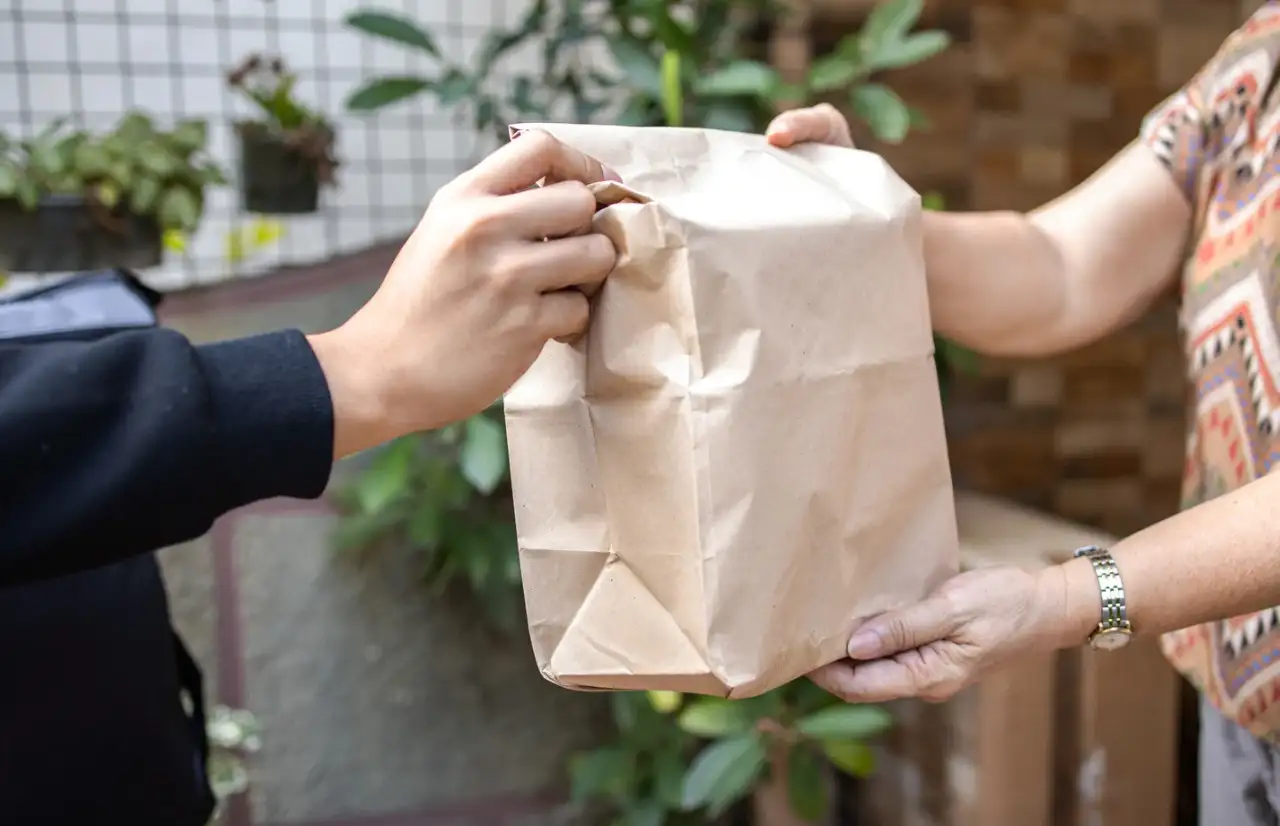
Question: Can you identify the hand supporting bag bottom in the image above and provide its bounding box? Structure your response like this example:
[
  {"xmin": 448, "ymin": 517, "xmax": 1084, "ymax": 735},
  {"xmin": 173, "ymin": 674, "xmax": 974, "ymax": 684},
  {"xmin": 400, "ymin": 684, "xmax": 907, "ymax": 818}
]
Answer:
[{"xmin": 504, "ymin": 124, "xmax": 958, "ymax": 698}]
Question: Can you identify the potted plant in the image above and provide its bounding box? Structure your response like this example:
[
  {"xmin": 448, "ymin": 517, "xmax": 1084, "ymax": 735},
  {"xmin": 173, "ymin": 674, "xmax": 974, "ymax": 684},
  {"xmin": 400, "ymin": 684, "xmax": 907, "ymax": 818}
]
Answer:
[
  {"xmin": 228, "ymin": 54, "xmax": 338, "ymax": 215},
  {"xmin": 0, "ymin": 113, "xmax": 225, "ymax": 274}
]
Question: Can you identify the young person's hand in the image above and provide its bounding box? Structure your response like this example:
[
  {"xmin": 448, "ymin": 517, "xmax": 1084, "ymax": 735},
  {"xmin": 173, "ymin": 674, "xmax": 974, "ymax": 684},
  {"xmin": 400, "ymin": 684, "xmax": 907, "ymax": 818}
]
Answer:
[
  {"xmin": 765, "ymin": 103, "xmax": 855, "ymax": 150},
  {"xmin": 308, "ymin": 131, "xmax": 622, "ymax": 457}
]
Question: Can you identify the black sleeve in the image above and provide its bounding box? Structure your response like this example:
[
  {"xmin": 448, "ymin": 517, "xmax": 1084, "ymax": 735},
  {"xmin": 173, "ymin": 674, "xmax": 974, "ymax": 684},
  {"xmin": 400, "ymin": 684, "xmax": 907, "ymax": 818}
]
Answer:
[{"xmin": 0, "ymin": 327, "xmax": 335, "ymax": 587}]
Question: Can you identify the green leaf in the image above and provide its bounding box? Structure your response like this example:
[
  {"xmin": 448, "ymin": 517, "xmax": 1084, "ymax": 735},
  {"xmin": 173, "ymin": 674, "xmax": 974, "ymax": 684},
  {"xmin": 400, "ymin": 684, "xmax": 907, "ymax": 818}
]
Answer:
[
  {"xmin": 407, "ymin": 500, "xmax": 443, "ymax": 547},
  {"xmin": 700, "ymin": 102, "xmax": 756, "ymax": 134},
  {"xmin": 610, "ymin": 38, "xmax": 662, "ymax": 97},
  {"xmin": 129, "ymin": 175, "xmax": 162, "ymax": 215},
  {"xmin": 612, "ymin": 692, "xmax": 642, "ymax": 731},
  {"xmin": 787, "ymin": 745, "xmax": 829, "ymax": 822},
  {"xmin": 809, "ymin": 54, "xmax": 862, "ymax": 93},
  {"xmin": 624, "ymin": 800, "xmax": 665, "ymax": 826},
  {"xmin": 346, "ymin": 10, "xmax": 440, "ymax": 57},
  {"xmin": 476, "ymin": 98, "xmax": 499, "ymax": 133},
  {"xmin": 27, "ymin": 139, "xmax": 64, "ymax": 179},
  {"xmin": 170, "ymin": 118, "xmax": 208, "ymax": 153},
  {"xmin": 681, "ymin": 732, "xmax": 766, "ymax": 815},
  {"xmin": 137, "ymin": 141, "xmax": 178, "ymax": 178},
  {"xmin": 569, "ymin": 746, "xmax": 635, "ymax": 802},
  {"xmin": 654, "ymin": 746, "xmax": 687, "ymax": 809},
  {"xmin": 459, "ymin": 415, "xmax": 507, "ymax": 494},
  {"xmin": 109, "ymin": 159, "xmax": 133, "ymax": 189},
  {"xmin": 921, "ymin": 191, "xmax": 946, "ymax": 211},
  {"xmin": 794, "ymin": 704, "xmax": 892, "ymax": 740},
  {"xmin": 616, "ymin": 96, "xmax": 656, "ymax": 127},
  {"xmin": 73, "ymin": 141, "xmax": 111, "ymax": 177},
  {"xmin": 478, "ymin": 0, "xmax": 545, "ymax": 73},
  {"xmin": 820, "ymin": 739, "xmax": 876, "ymax": 778},
  {"xmin": 115, "ymin": 112, "xmax": 155, "ymax": 144},
  {"xmin": 346, "ymin": 76, "xmax": 432, "ymax": 111},
  {"xmin": 850, "ymin": 82, "xmax": 910, "ymax": 143},
  {"xmin": 95, "ymin": 180, "xmax": 121, "ymax": 209},
  {"xmin": 15, "ymin": 178, "xmax": 39, "ymax": 210},
  {"xmin": 695, "ymin": 60, "xmax": 780, "ymax": 98},
  {"xmin": 647, "ymin": 690, "xmax": 683, "ymax": 715},
  {"xmin": 436, "ymin": 70, "xmax": 474, "ymax": 105},
  {"xmin": 937, "ymin": 336, "xmax": 980, "ymax": 375},
  {"xmin": 54, "ymin": 132, "xmax": 86, "ymax": 171},
  {"xmin": 33, "ymin": 116, "xmax": 68, "ymax": 145},
  {"xmin": 677, "ymin": 699, "xmax": 752, "ymax": 738},
  {"xmin": 354, "ymin": 440, "xmax": 413, "ymax": 514},
  {"xmin": 198, "ymin": 161, "xmax": 229, "ymax": 186},
  {"xmin": 0, "ymin": 162, "xmax": 16, "ymax": 198},
  {"xmin": 867, "ymin": 30, "xmax": 950, "ymax": 71},
  {"xmin": 907, "ymin": 105, "xmax": 932, "ymax": 131},
  {"xmin": 156, "ymin": 185, "xmax": 200, "ymax": 231},
  {"xmin": 861, "ymin": 0, "xmax": 923, "ymax": 51}
]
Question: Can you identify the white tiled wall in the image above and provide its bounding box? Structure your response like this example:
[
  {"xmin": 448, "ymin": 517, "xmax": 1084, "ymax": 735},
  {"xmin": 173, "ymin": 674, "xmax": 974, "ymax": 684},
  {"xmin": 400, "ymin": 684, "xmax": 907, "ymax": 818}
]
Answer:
[{"xmin": 1, "ymin": 0, "xmax": 536, "ymax": 291}]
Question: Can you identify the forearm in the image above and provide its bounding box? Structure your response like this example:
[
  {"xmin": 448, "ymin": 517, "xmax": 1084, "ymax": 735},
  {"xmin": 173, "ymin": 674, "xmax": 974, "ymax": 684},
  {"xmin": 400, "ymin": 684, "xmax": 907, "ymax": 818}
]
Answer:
[
  {"xmin": 923, "ymin": 209, "xmax": 1070, "ymax": 356},
  {"xmin": 1039, "ymin": 472, "xmax": 1280, "ymax": 648},
  {"xmin": 924, "ymin": 144, "xmax": 1189, "ymax": 358},
  {"xmin": 0, "ymin": 328, "xmax": 334, "ymax": 586}
]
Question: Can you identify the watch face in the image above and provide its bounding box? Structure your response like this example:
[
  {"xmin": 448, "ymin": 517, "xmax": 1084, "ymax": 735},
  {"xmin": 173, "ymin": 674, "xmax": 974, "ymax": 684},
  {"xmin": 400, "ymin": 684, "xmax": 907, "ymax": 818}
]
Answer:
[{"xmin": 1093, "ymin": 629, "xmax": 1131, "ymax": 651}]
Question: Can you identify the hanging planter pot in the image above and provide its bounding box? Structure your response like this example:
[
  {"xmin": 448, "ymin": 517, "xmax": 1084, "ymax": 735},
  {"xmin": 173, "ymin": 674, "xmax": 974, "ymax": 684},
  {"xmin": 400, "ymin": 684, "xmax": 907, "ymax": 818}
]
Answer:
[
  {"xmin": 0, "ymin": 194, "xmax": 161, "ymax": 275},
  {"xmin": 236, "ymin": 123, "xmax": 337, "ymax": 215},
  {"xmin": 227, "ymin": 54, "xmax": 339, "ymax": 216}
]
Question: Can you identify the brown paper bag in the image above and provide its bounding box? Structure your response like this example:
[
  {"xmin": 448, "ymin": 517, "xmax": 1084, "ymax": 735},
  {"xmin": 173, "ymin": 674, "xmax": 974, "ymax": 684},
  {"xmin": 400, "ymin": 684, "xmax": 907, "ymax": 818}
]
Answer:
[{"xmin": 504, "ymin": 123, "xmax": 958, "ymax": 699}]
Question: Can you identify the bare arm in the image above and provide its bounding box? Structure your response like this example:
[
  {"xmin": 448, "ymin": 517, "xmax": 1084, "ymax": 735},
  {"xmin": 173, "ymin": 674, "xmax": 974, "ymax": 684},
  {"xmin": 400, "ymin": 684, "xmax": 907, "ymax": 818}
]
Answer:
[
  {"xmin": 768, "ymin": 109, "xmax": 1193, "ymax": 358},
  {"xmin": 1048, "ymin": 469, "xmax": 1280, "ymax": 648},
  {"xmin": 926, "ymin": 143, "xmax": 1191, "ymax": 356},
  {"xmin": 811, "ymin": 455, "xmax": 1280, "ymax": 705}
]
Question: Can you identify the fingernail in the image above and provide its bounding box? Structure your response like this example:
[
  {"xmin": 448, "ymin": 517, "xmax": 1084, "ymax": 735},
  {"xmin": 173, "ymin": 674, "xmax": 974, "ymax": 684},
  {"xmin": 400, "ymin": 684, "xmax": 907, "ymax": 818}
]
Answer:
[
  {"xmin": 602, "ymin": 164, "xmax": 623, "ymax": 183},
  {"xmin": 847, "ymin": 630, "xmax": 882, "ymax": 660}
]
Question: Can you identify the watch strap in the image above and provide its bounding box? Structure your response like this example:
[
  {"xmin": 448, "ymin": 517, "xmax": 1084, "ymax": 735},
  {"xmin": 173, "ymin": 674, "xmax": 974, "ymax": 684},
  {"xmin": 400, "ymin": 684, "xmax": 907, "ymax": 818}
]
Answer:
[{"xmin": 1072, "ymin": 544, "xmax": 1130, "ymax": 635}]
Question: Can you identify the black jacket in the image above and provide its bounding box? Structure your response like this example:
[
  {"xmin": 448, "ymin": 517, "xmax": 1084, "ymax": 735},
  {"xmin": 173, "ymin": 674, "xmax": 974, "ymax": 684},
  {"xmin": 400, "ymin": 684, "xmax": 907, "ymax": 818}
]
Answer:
[{"xmin": 0, "ymin": 271, "xmax": 334, "ymax": 823}]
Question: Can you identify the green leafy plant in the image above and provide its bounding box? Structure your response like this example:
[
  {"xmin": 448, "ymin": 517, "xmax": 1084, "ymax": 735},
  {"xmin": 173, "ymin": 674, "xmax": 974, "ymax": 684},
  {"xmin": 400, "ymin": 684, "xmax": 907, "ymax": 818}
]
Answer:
[
  {"xmin": 569, "ymin": 692, "xmax": 702, "ymax": 826},
  {"xmin": 334, "ymin": 404, "xmax": 522, "ymax": 631},
  {"xmin": 344, "ymin": 0, "xmax": 948, "ymax": 143},
  {"xmin": 0, "ymin": 112, "xmax": 225, "ymax": 234},
  {"xmin": 228, "ymin": 54, "xmax": 338, "ymax": 185},
  {"xmin": 569, "ymin": 683, "xmax": 891, "ymax": 826},
  {"xmin": 676, "ymin": 683, "xmax": 889, "ymax": 822},
  {"xmin": 204, "ymin": 705, "xmax": 262, "ymax": 824}
]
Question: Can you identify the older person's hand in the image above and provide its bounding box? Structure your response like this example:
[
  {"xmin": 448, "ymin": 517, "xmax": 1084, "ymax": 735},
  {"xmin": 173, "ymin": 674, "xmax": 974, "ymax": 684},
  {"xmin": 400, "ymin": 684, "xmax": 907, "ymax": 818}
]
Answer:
[
  {"xmin": 810, "ymin": 565, "xmax": 1084, "ymax": 703},
  {"xmin": 765, "ymin": 103, "xmax": 855, "ymax": 149}
]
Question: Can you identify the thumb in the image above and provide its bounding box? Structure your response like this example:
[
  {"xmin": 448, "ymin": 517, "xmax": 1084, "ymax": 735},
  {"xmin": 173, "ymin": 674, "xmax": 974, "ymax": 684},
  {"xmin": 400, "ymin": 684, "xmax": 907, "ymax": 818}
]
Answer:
[{"xmin": 846, "ymin": 595, "xmax": 957, "ymax": 660}]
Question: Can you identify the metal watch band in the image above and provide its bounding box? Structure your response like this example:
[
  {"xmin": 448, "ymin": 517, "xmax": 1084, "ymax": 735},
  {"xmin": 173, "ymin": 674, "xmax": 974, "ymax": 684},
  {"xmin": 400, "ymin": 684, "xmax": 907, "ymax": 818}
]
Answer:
[{"xmin": 1072, "ymin": 544, "xmax": 1129, "ymax": 633}]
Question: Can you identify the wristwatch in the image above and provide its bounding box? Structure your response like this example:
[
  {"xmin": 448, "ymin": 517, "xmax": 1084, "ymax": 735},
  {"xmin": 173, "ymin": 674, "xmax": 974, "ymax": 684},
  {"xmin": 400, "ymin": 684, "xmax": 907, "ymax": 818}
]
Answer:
[{"xmin": 1072, "ymin": 545, "xmax": 1132, "ymax": 651}]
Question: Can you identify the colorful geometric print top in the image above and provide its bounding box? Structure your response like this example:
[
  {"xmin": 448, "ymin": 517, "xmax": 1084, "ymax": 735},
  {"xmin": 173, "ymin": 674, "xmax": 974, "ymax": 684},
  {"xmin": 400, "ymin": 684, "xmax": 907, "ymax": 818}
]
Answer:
[{"xmin": 1141, "ymin": 1, "xmax": 1280, "ymax": 740}]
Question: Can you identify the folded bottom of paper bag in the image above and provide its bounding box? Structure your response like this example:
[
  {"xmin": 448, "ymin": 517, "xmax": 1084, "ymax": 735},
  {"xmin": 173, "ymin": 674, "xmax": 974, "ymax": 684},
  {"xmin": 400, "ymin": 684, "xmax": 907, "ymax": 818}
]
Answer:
[
  {"xmin": 531, "ymin": 550, "xmax": 855, "ymax": 699},
  {"xmin": 544, "ymin": 670, "xmax": 734, "ymax": 697}
]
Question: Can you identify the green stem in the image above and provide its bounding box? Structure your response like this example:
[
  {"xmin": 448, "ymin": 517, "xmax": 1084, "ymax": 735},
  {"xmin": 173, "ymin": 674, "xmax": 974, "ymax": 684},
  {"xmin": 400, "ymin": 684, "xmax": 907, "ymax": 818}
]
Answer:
[{"xmin": 661, "ymin": 48, "xmax": 683, "ymax": 127}]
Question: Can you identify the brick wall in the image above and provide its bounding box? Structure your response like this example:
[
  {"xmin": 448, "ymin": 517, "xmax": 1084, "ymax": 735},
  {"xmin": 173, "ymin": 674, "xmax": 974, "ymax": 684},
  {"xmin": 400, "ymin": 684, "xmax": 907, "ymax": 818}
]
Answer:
[{"xmin": 805, "ymin": 0, "xmax": 1262, "ymax": 538}]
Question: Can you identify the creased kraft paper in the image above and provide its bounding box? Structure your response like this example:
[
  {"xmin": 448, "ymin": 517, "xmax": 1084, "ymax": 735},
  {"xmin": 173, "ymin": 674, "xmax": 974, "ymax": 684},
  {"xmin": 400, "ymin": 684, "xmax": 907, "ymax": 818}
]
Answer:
[{"xmin": 503, "ymin": 124, "xmax": 958, "ymax": 699}]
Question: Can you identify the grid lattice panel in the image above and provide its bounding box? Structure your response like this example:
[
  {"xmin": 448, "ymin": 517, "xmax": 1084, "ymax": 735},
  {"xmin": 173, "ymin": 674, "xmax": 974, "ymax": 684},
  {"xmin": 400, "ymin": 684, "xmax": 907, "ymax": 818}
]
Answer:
[{"xmin": 0, "ymin": 0, "xmax": 536, "ymax": 291}]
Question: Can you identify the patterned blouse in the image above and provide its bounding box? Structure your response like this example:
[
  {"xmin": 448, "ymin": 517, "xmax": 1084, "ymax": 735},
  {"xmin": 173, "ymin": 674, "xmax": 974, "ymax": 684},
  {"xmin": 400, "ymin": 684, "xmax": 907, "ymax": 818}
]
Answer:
[{"xmin": 1141, "ymin": 1, "xmax": 1280, "ymax": 739}]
